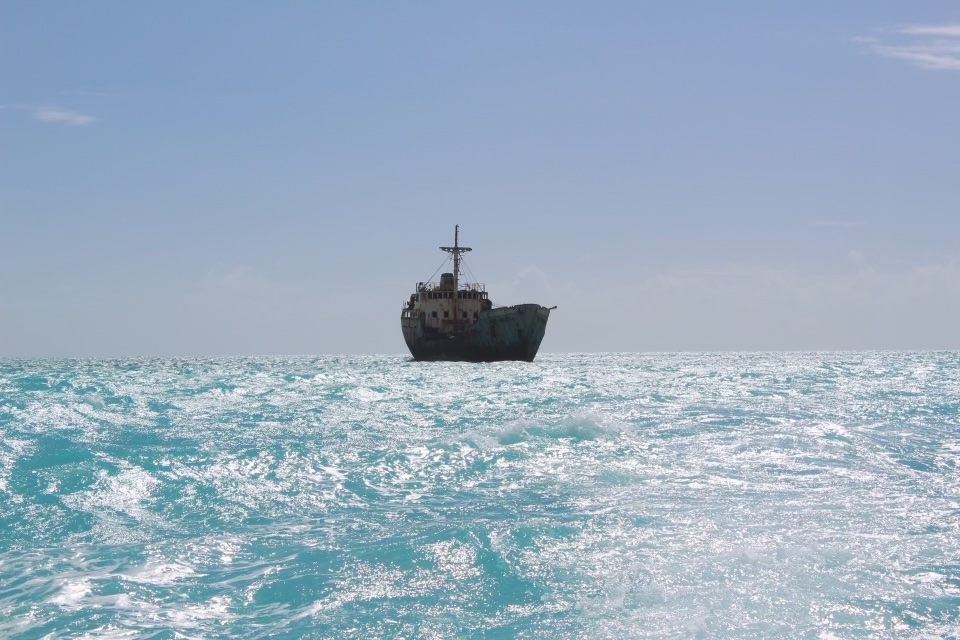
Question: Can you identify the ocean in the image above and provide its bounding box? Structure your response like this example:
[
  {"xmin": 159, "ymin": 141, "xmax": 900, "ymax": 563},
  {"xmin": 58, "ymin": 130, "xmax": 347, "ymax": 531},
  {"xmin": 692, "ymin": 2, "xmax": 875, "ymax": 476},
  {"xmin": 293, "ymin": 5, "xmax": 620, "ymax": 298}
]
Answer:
[{"xmin": 1, "ymin": 352, "xmax": 958, "ymax": 638}]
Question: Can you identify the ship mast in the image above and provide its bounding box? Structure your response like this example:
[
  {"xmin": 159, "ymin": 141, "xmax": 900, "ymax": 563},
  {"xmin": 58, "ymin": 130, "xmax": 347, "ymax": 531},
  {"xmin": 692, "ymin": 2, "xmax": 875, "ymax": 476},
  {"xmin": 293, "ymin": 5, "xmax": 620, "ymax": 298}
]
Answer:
[{"xmin": 440, "ymin": 225, "xmax": 471, "ymax": 332}]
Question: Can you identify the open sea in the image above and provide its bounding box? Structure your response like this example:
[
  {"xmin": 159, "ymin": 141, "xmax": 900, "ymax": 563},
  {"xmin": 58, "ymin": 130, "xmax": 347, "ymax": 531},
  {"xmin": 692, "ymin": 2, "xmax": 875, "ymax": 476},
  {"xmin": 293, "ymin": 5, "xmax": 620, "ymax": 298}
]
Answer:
[{"xmin": 1, "ymin": 352, "xmax": 959, "ymax": 639}]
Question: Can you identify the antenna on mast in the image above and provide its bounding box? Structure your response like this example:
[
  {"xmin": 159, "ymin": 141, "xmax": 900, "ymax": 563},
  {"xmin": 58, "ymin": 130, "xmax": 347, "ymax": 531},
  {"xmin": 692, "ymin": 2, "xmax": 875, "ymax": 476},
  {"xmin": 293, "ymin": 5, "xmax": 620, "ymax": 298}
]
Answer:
[{"xmin": 440, "ymin": 225, "xmax": 472, "ymax": 331}]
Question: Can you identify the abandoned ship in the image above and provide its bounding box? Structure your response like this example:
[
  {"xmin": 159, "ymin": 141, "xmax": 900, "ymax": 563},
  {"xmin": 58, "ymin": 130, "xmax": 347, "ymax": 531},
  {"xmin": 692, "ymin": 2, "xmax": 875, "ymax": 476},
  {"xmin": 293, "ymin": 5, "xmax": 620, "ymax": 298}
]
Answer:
[{"xmin": 400, "ymin": 226, "xmax": 554, "ymax": 362}]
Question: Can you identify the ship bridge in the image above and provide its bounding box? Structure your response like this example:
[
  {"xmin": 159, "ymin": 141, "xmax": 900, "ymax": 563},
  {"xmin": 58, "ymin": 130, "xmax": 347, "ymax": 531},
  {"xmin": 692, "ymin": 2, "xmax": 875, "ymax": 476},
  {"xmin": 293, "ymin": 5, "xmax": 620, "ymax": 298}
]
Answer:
[
  {"xmin": 400, "ymin": 225, "xmax": 494, "ymax": 332},
  {"xmin": 401, "ymin": 277, "xmax": 491, "ymax": 328}
]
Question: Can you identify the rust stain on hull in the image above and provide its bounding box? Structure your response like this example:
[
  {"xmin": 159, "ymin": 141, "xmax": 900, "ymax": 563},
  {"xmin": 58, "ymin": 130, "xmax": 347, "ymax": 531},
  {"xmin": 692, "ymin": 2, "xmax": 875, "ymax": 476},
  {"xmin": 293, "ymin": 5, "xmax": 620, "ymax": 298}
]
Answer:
[{"xmin": 402, "ymin": 303, "xmax": 551, "ymax": 362}]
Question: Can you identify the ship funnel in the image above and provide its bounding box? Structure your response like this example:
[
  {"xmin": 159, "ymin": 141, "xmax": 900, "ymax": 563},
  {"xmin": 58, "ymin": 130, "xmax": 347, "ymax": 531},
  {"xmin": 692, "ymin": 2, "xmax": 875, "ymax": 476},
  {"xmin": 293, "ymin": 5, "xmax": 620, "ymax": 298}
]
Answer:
[{"xmin": 439, "ymin": 273, "xmax": 455, "ymax": 291}]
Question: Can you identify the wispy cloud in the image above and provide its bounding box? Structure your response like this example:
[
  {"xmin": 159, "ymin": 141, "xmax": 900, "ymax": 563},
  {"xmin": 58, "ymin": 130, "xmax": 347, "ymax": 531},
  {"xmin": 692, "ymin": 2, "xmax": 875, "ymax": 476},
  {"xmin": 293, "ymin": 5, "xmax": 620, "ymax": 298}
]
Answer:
[
  {"xmin": 203, "ymin": 266, "xmax": 276, "ymax": 291},
  {"xmin": 1, "ymin": 104, "xmax": 96, "ymax": 125},
  {"xmin": 201, "ymin": 265, "xmax": 303, "ymax": 295},
  {"xmin": 861, "ymin": 23, "xmax": 960, "ymax": 71},
  {"xmin": 900, "ymin": 24, "xmax": 960, "ymax": 37},
  {"xmin": 32, "ymin": 108, "xmax": 95, "ymax": 126},
  {"xmin": 814, "ymin": 220, "xmax": 864, "ymax": 229}
]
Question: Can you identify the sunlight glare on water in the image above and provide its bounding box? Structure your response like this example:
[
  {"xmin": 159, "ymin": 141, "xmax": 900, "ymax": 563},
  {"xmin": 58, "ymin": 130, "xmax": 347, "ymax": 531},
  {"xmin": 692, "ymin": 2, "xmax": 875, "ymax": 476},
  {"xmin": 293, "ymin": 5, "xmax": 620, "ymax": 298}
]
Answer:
[{"xmin": 1, "ymin": 352, "xmax": 959, "ymax": 638}]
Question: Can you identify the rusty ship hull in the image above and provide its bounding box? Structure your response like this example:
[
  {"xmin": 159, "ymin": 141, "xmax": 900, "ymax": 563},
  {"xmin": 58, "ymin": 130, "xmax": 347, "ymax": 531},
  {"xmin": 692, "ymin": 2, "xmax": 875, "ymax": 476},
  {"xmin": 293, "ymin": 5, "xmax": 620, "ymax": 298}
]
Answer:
[{"xmin": 402, "ymin": 304, "xmax": 551, "ymax": 362}]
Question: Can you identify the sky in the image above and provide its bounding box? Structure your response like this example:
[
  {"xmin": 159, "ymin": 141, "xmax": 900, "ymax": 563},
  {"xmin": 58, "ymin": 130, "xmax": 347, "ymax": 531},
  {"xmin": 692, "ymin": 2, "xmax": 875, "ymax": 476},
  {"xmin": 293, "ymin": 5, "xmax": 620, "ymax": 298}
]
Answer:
[{"xmin": 2, "ymin": 1, "xmax": 959, "ymax": 357}]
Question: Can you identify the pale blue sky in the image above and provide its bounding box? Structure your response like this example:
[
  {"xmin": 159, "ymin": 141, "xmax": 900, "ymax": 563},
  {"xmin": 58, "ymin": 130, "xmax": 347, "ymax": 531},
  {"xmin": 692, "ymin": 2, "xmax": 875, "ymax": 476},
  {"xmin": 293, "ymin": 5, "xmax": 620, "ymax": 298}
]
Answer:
[{"xmin": 2, "ymin": 2, "xmax": 959, "ymax": 356}]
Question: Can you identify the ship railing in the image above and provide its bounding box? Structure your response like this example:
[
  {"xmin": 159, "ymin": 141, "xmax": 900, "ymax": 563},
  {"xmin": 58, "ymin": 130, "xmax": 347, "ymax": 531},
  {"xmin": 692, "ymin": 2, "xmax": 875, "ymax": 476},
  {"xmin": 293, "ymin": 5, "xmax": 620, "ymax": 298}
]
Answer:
[{"xmin": 416, "ymin": 281, "xmax": 486, "ymax": 293}]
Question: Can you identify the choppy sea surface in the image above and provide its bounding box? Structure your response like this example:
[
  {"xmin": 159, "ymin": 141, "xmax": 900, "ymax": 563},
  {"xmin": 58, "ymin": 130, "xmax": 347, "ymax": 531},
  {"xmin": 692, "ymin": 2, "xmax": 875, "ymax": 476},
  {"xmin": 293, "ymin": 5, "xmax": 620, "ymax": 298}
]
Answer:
[{"xmin": 1, "ymin": 352, "xmax": 959, "ymax": 639}]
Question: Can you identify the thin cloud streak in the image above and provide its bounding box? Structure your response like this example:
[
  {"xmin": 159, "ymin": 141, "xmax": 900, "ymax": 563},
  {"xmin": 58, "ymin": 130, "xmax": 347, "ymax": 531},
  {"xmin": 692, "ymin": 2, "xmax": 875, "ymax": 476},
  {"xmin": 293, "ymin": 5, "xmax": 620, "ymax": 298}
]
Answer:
[
  {"xmin": 872, "ymin": 43, "xmax": 960, "ymax": 71},
  {"xmin": 1, "ymin": 104, "xmax": 96, "ymax": 125},
  {"xmin": 861, "ymin": 23, "xmax": 960, "ymax": 71},
  {"xmin": 901, "ymin": 24, "xmax": 960, "ymax": 37},
  {"xmin": 33, "ymin": 108, "xmax": 95, "ymax": 126},
  {"xmin": 814, "ymin": 220, "xmax": 864, "ymax": 229}
]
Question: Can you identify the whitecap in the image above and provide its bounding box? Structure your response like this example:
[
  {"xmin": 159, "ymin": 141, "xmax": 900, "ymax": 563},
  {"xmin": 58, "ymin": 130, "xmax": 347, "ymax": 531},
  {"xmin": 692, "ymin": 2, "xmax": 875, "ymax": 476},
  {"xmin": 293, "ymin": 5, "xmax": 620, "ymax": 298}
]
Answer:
[{"xmin": 123, "ymin": 560, "xmax": 198, "ymax": 585}]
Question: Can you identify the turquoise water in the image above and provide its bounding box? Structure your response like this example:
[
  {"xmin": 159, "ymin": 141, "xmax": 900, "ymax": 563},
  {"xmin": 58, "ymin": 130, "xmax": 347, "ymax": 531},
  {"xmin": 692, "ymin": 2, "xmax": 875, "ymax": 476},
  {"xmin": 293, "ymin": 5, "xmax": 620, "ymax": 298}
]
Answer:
[{"xmin": 1, "ymin": 352, "xmax": 959, "ymax": 638}]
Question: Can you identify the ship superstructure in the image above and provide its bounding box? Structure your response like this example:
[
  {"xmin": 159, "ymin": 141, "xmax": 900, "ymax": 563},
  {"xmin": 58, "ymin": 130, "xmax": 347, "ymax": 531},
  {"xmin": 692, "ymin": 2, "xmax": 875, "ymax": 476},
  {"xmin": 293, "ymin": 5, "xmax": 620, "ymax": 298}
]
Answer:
[{"xmin": 401, "ymin": 227, "xmax": 553, "ymax": 362}]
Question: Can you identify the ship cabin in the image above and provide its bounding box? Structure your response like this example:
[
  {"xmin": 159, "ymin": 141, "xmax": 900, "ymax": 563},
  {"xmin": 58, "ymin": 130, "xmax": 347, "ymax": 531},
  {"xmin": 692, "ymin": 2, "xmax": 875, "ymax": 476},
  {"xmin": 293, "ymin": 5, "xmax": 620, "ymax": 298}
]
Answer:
[{"xmin": 401, "ymin": 272, "xmax": 492, "ymax": 333}]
